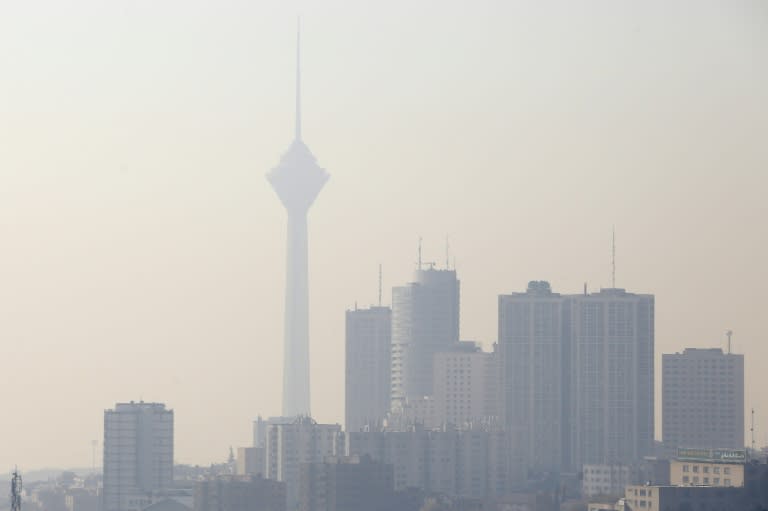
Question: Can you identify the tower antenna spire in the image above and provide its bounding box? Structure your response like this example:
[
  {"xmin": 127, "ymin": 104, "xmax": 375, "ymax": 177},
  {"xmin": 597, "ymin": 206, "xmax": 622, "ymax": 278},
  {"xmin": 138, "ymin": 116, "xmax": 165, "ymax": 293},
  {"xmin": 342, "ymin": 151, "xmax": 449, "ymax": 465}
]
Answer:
[
  {"xmin": 445, "ymin": 235, "xmax": 450, "ymax": 269},
  {"xmin": 378, "ymin": 264, "xmax": 382, "ymax": 307},
  {"xmin": 611, "ymin": 226, "xmax": 616, "ymax": 288},
  {"xmin": 726, "ymin": 330, "xmax": 733, "ymax": 354},
  {"xmin": 295, "ymin": 16, "xmax": 302, "ymax": 141}
]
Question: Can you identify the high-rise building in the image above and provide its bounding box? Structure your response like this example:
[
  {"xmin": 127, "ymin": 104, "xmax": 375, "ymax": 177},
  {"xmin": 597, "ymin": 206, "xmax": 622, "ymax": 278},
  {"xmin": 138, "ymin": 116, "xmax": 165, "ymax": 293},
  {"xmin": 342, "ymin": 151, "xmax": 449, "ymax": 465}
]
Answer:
[
  {"xmin": 498, "ymin": 281, "xmax": 570, "ymax": 474},
  {"xmin": 570, "ymin": 288, "xmax": 654, "ymax": 468},
  {"xmin": 103, "ymin": 402, "xmax": 174, "ymax": 511},
  {"xmin": 264, "ymin": 417, "xmax": 343, "ymax": 510},
  {"xmin": 662, "ymin": 348, "xmax": 744, "ymax": 450},
  {"xmin": 432, "ymin": 342, "xmax": 499, "ymax": 428},
  {"xmin": 267, "ymin": 25, "xmax": 329, "ymax": 418},
  {"xmin": 345, "ymin": 306, "xmax": 391, "ymax": 433},
  {"xmin": 391, "ymin": 268, "xmax": 460, "ymax": 409}
]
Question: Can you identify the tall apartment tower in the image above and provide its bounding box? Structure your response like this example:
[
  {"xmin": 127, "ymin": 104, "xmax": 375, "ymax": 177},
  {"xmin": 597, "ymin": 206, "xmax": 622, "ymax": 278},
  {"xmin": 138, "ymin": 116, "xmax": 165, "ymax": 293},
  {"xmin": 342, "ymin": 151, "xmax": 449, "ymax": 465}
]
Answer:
[
  {"xmin": 267, "ymin": 25, "xmax": 329, "ymax": 418},
  {"xmin": 662, "ymin": 348, "xmax": 744, "ymax": 449},
  {"xmin": 103, "ymin": 402, "xmax": 174, "ymax": 511},
  {"xmin": 345, "ymin": 306, "xmax": 392, "ymax": 433},
  {"xmin": 570, "ymin": 288, "xmax": 654, "ymax": 467},
  {"xmin": 498, "ymin": 281, "xmax": 570, "ymax": 474},
  {"xmin": 391, "ymin": 268, "xmax": 460, "ymax": 409}
]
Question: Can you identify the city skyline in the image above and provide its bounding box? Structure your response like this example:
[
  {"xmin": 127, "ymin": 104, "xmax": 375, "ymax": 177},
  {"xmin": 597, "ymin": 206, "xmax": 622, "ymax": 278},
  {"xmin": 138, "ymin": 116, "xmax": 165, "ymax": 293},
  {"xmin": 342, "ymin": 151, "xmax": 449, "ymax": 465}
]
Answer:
[{"xmin": 1, "ymin": 0, "xmax": 766, "ymax": 470}]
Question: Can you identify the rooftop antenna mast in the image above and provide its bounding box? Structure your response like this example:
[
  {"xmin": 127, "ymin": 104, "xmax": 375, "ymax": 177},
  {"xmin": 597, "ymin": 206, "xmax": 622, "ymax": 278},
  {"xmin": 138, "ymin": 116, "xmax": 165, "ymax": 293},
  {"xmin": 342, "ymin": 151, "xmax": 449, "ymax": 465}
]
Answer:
[
  {"xmin": 418, "ymin": 237, "xmax": 422, "ymax": 270},
  {"xmin": 726, "ymin": 330, "xmax": 733, "ymax": 354},
  {"xmin": 378, "ymin": 264, "xmax": 382, "ymax": 307},
  {"xmin": 611, "ymin": 226, "xmax": 616, "ymax": 288},
  {"xmin": 751, "ymin": 408, "xmax": 756, "ymax": 454},
  {"xmin": 11, "ymin": 467, "xmax": 22, "ymax": 511},
  {"xmin": 445, "ymin": 236, "xmax": 450, "ymax": 269}
]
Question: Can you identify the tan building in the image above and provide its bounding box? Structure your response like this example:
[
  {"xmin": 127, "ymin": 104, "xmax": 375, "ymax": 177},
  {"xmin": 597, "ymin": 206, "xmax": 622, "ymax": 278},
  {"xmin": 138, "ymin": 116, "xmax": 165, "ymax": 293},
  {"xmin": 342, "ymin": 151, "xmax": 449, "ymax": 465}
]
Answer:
[
  {"xmin": 669, "ymin": 459, "xmax": 743, "ymax": 487},
  {"xmin": 433, "ymin": 342, "xmax": 499, "ymax": 428}
]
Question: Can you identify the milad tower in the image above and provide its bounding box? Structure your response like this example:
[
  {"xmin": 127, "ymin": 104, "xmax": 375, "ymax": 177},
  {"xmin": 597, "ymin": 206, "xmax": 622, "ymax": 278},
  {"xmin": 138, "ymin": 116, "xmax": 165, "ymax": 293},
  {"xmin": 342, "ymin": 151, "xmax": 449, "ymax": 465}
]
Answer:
[{"xmin": 267, "ymin": 25, "xmax": 329, "ymax": 418}]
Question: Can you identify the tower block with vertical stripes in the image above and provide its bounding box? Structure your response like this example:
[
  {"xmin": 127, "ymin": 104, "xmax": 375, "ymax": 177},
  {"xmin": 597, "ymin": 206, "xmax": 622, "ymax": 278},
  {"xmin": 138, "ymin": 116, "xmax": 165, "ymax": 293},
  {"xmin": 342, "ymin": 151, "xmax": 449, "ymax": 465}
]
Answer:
[{"xmin": 267, "ymin": 24, "xmax": 329, "ymax": 418}]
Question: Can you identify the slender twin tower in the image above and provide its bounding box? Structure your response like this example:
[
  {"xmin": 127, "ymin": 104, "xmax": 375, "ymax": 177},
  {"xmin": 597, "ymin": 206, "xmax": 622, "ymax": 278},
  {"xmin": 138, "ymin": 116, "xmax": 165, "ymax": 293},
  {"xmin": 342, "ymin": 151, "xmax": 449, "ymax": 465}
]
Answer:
[{"xmin": 267, "ymin": 24, "xmax": 329, "ymax": 418}]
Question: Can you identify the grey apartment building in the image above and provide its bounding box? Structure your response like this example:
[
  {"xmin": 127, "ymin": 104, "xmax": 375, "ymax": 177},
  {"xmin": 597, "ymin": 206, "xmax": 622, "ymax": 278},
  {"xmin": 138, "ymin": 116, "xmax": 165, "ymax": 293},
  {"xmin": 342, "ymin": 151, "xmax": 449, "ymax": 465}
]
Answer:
[
  {"xmin": 103, "ymin": 402, "xmax": 174, "ymax": 511},
  {"xmin": 345, "ymin": 305, "xmax": 391, "ymax": 432},
  {"xmin": 662, "ymin": 348, "xmax": 744, "ymax": 450}
]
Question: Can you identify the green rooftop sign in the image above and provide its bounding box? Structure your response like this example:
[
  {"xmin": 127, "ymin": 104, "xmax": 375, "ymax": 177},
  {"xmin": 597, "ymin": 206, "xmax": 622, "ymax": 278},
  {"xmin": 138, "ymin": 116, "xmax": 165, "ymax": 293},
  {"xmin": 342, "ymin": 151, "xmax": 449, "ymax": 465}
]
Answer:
[{"xmin": 676, "ymin": 447, "xmax": 746, "ymax": 463}]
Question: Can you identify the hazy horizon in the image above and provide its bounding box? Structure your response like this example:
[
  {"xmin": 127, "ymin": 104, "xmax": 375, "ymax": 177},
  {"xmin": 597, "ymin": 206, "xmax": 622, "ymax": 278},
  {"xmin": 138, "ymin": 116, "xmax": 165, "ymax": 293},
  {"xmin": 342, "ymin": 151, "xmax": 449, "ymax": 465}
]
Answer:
[{"xmin": 1, "ymin": 0, "xmax": 766, "ymax": 470}]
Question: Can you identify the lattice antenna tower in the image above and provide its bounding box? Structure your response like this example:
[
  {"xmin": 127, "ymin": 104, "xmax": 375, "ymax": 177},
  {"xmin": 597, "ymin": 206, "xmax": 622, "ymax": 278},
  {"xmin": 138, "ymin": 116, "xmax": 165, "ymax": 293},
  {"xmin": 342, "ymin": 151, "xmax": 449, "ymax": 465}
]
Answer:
[{"xmin": 11, "ymin": 467, "xmax": 22, "ymax": 511}]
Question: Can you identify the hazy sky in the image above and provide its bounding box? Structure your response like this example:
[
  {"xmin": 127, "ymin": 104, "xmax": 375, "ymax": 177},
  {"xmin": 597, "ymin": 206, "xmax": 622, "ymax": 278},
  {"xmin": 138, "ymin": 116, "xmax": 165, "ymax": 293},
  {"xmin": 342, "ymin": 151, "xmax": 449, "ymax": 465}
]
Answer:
[{"xmin": 0, "ymin": 0, "xmax": 766, "ymax": 470}]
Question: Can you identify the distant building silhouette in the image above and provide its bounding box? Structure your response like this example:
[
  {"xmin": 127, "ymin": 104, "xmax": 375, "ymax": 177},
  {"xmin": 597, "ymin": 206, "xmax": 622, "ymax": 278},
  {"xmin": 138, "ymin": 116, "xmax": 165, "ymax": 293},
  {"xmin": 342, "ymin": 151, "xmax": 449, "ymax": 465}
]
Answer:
[
  {"xmin": 498, "ymin": 281, "xmax": 570, "ymax": 475},
  {"xmin": 194, "ymin": 475, "xmax": 285, "ymax": 511},
  {"xmin": 662, "ymin": 348, "xmax": 744, "ymax": 450},
  {"xmin": 391, "ymin": 268, "xmax": 460, "ymax": 410},
  {"xmin": 103, "ymin": 402, "xmax": 173, "ymax": 511},
  {"xmin": 264, "ymin": 417, "xmax": 342, "ymax": 510},
  {"xmin": 497, "ymin": 283, "xmax": 654, "ymax": 475},
  {"xmin": 345, "ymin": 306, "xmax": 391, "ymax": 433},
  {"xmin": 297, "ymin": 455, "xmax": 395, "ymax": 511},
  {"xmin": 432, "ymin": 342, "xmax": 499, "ymax": 428},
  {"xmin": 569, "ymin": 288, "xmax": 654, "ymax": 468}
]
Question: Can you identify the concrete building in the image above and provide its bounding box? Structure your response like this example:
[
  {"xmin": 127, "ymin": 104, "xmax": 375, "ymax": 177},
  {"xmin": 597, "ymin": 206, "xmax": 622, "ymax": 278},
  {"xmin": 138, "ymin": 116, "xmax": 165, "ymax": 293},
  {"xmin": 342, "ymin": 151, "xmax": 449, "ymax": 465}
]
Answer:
[
  {"xmin": 432, "ymin": 342, "xmax": 499, "ymax": 428},
  {"xmin": 235, "ymin": 447, "xmax": 265, "ymax": 477},
  {"xmin": 297, "ymin": 455, "xmax": 394, "ymax": 511},
  {"xmin": 498, "ymin": 281, "xmax": 569, "ymax": 474},
  {"xmin": 264, "ymin": 417, "xmax": 342, "ymax": 510},
  {"xmin": 194, "ymin": 475, "xmax": 285, "ymax": 511},
  {"xmin": 570, "ymin": 288, "xmax": 655, "ymax": 468},
  {"xmin": 267, "ymin": 25, "xmax": 329, "ymax": 418},
  {"xmin": 346, "ymin": 426, "xmax": 509, "ymax": 498},
  {"xmin": 582, "ymin": 464, "xmax": 649, "ymax": 498},
  {"xmin": 391, "ymin": 267, "xmax": 460, "ymax": 409},
  {"xmin": 103, "ymin": 402, "xmax": 174, "ymax": 511},
  {"xmin": 668, "ymin": 448, "xmax": 747, "ymax": 487},
  {"xmin": 345, "ymin": 306, "xmax": 391, "ymax": 432},
  {"xmin": 662, "ymin": 348, "xmax": 745, "ymax": 450}
]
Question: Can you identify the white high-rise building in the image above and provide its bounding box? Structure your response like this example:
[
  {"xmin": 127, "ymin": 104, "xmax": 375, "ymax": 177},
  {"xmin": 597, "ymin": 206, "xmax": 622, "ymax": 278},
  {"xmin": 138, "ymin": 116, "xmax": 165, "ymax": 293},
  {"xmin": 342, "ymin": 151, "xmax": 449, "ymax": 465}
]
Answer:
[
  {"xmin": 570, "ymin": 288, "xmax": 654, "ymax": 468},
  {"xmin": 267, "ymin": 25, "xmax": 329, "ymax": 418},
  {"xmin": 345, "ymin": 305, "xmax": 391, "ymax": 433},
  {"xmin": 498, "ymin": 281, "xmax": 569, "ymax": 474},
  {"xmin": 391, "ymin": 268, "xmax": 460, "ymax": 409},
  {"xmin": 662, "ymin": 348, "xmax": 744, "ymax": 450},
  {"xmin": 264, "ymin": 417, "xmax": 342, "ymax": 510},
  {"xmin": 103, "ymin": 402, "xmax": 173, "ymax": 511}
]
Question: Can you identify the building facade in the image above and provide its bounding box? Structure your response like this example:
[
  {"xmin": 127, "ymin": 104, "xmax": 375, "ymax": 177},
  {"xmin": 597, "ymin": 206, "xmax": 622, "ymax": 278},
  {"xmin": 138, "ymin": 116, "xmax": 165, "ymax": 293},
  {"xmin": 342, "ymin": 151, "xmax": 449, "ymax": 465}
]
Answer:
[
  {"xmin": 498, "ymin": 281, "xmax": 569, "ymax": 474},
  {"xmin": 297, "ymin": 456, "xmax": 394, "ymax": 511},
  {"xmin": 662, "ymin": 348, "xmax": 744, "ymax": 450},
  {"xmin": 194, "ymin": 475, "xmax": 285, "ymax": 511},
  {"xmin": 432, "ymin": 342, "xmax": 499, "ymax": 428},
  {"xmin": 391, "ymin": 268, "xmax": 460, "ymax": 409},
  {"xmin": 345, "ymin": 306, "xmax": 391, "ymax": 432},
  {"xmin": 345, "ymin": 427, "xmax": 509, "ymax": 498},
  {"xmin": 264, "ymin": 418, "xmax": 342, "ymax": 510},
  {"xmin": 570, "ymin": 288, "xmax": 655, "ymax": 468},
  {"xmin": 103, "ymin": 402, "xmax": 174, "ymax": 511}
]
